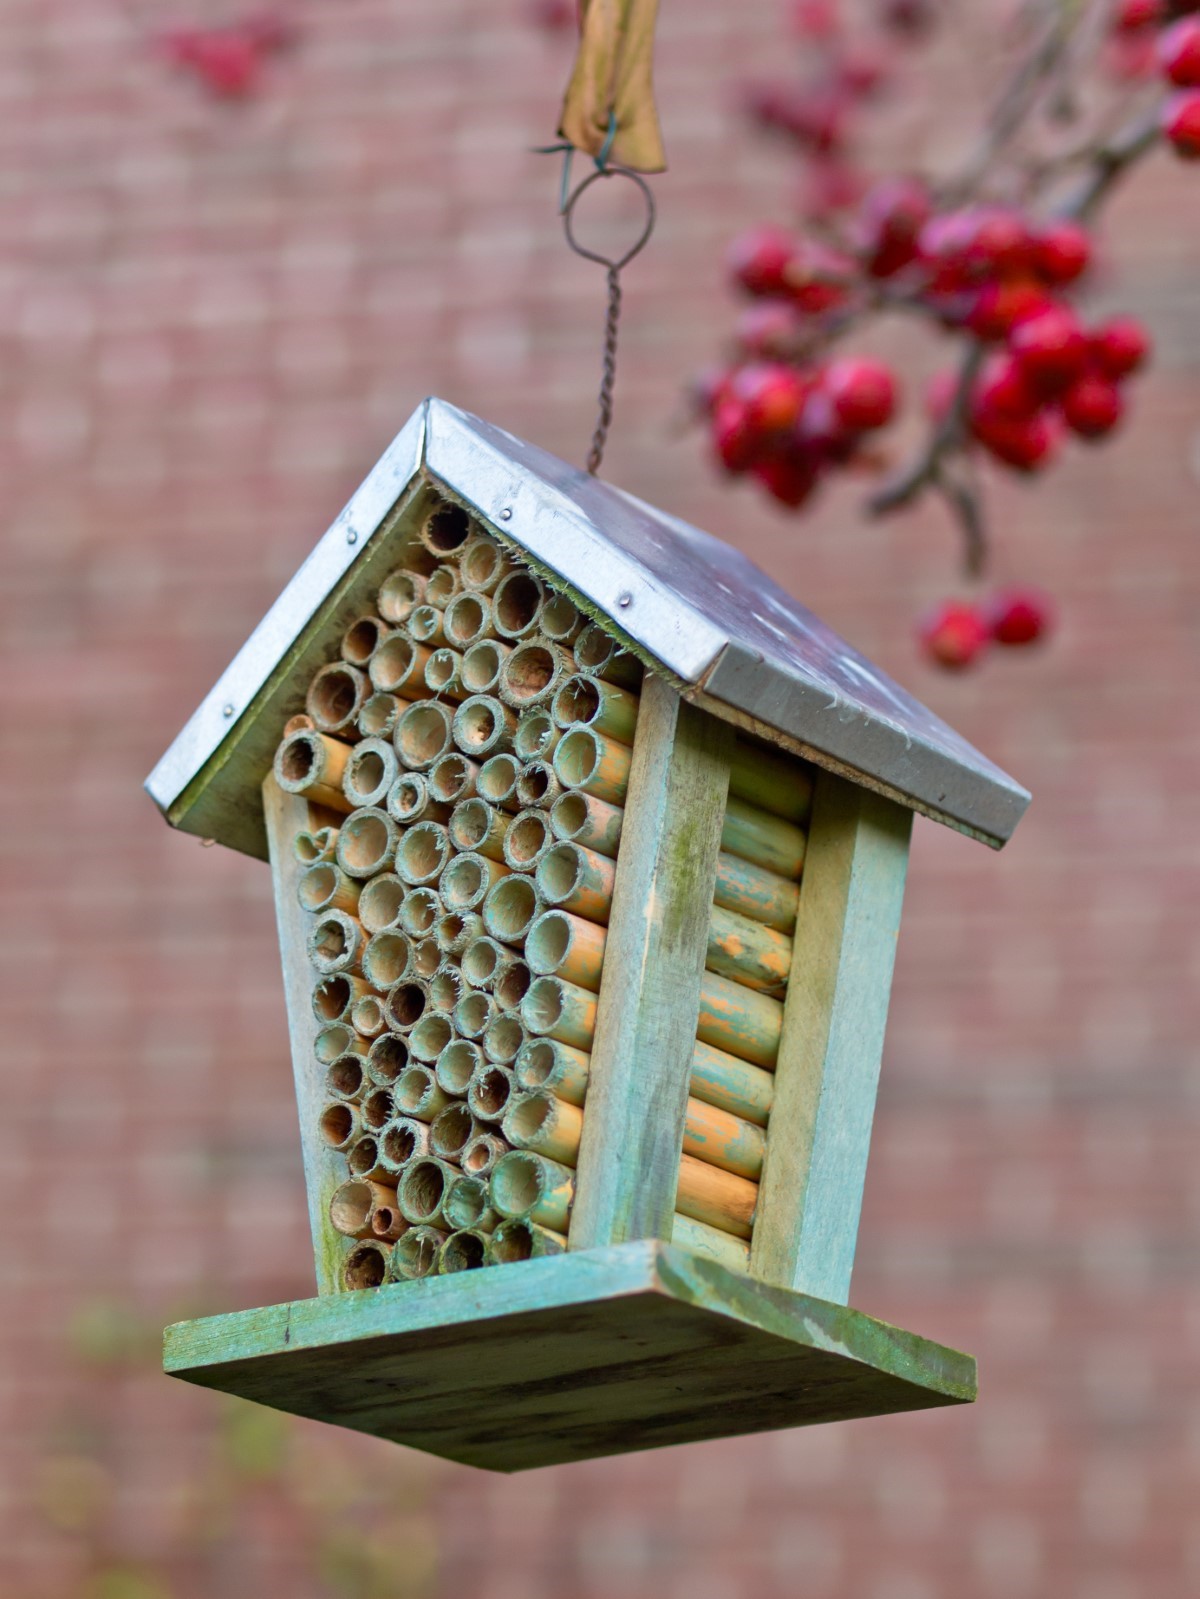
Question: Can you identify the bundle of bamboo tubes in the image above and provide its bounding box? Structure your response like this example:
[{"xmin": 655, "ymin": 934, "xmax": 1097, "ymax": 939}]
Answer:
[{"xmin": 274, "ymin": 494, "xmax": 810, "ymax": 1290}]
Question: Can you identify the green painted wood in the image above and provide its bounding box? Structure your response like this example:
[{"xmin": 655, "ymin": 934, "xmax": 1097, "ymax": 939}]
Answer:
[
  {"xmin": 163, "ymin": 1240, "xmax": 975, "ymax": 1472},
  {"xmin": 568, "ymin": 675, "xmax": 733, "ymax": 1249},
  {"xmin": 262, "ymin": 774, "xmax": 349, "ymax": 1296},
  {"xmin": 750, "ymin": 772, "xmax": 912, "ymax": 1303}
]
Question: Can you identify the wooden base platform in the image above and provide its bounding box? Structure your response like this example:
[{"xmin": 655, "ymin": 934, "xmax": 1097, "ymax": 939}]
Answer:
[{"xmin": 164, "ymin": 1242, "xmax": 975, "ymax": 1472}]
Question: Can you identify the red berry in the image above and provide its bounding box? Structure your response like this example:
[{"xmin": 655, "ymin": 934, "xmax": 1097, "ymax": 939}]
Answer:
[
  {"xmin": 752, "ymin": 452, "xmax": 819, "ymax": 508},
  {"xmin": 731, "ymin": 364, "xmax": 808, "ymax": 434},
  {"xmin": 1162, "ymin": 89, "xmax": 1200, "ymax": 156},
  {"xmin": 856, "ymin": 177, "xmax": 931, "ymax": 277},
  {"xmin": 791, "ymin": 0, "xmax": 841, "ymax": 40},
  {"xmin": 795, "ymin": 387, "xmax": 859, "ymax": 462},
  {"xmin": 1089, "ymin": 315, "xmax": 1150, "ymax": 378},
  {"xmin": 965, "ymin": 279, "xmax": 1053, "ymax": 339},
  {"xmin": 711, "ymin": 399, "xmax": 759, "ymax": 473},
  {"xmin": 1159, "ymin": 17, "xmax": 1200, "ymax": 85},
  {"xmin": 194, "ymin": 33, "xmax": 263, "ymax": 97},
  {"xmin": 1009, "ymin": 305, "xmax": 1088, "ymax": 395},
  {"xmin": 1034, "ymin": 221, "xmax": 1092, "ymax": 285},
  {"xmin": 918, "ymin": 602, "xmax": 990, "ymax": 670},
  {"xmin": 973, "ymin": 353, "xmax": 1039, "ymax": 422},
  {"xmin": 782, "ymin": 241, "xmax": 853, "ymax": 313},
  {"xmin": 823, "ymin": 357, "xmax": 897, "ymax": 430},
  {"xmin": 727, "ymin": 227, "xmax": 795, "ymax": 297},
  {"xmin": 986, "ymin": 589, "xmax": 1053, "ymax": 647},
  {"xmin": 1061, "ymin": 372, "xmax": 1124, "ymax": 439},
  {"xmin": 733, "ymin": 302, "xmax": 803, "ymax": 359},
  {"xmin": 1113, "ymin": 0, "xmax": 1163, "ymax": 31},
  {"xmin": 972, "ymin": 409, "xmax": 1060, "ymax": 472},
  {"xmin": 968, "ymin": 207, "xmax": 1032, "ymax": 276}
]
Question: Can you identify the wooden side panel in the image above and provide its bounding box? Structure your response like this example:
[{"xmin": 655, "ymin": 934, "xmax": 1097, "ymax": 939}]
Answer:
[
  {"xmin": 750, "ymin": 772, "xmax": 912, "ymax": 1303},
  {"xmin": 568, "ymin": 676, "xmax": 733, "ymax": 1250},
  {"xmin": 262, "ymin": 774, "xmax": 346, "ymax": 1295}
]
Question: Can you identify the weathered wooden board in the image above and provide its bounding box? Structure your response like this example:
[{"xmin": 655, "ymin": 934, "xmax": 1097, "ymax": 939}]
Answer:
[
  {"xmin": 568, "ymin": 677, "xmax": 732, "ymax": 1250},
  {"xmin": 750, "ymin": 773, "xmax": 912, "ymax": 1303},
  {"xmin": 164, "ymin": 1241, "xmax": 974, "ymax": 1472}
]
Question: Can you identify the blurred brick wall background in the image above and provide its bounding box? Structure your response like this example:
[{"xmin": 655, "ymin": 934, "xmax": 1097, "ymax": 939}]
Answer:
[{"xmin": 3, "ymin": 2, "xmax": 1199, "ymax": 1595}]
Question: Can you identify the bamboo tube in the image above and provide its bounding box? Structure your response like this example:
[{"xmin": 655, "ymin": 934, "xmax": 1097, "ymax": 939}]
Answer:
[
  {"xmin": 335, "ymin": 808, "xmax": 398, "ymax": 879},
  {"xmin": 552, "ymin": 726, "xmax": 631, "ymax": 807},
  {"xmin": 453, "ymin": 695, "xmax": 517, "ymax": 760},
  {"xmin": 380, "ymin": 1115, "xmax": 430, "ymax": 1174},
  {"xmin": 676, "ymin": 1153, "xmax": 757, "ymax": 1239},
  {"xmin": 671, "ymin": 1213, "xmax": 751, "ymax": 1273},
  {"xmin": 311, "ymin": 972, "xmax": 372, "ymax": 1025},
  {"xmin": 688, "ymin": 1040, "xmax": 773, "ymax": 1126},
  {"xmin": 453, "ymin": 989, "xmax": 496, "ymax": 1041},
  {"xmin": 427, "ymin": 961, "xmax": 464, "ymax": 1014},
  {"xmin": 397, "ymin": 886, "xmax": 441, "ymax": 937},
  {"xmin": 407, "ymin": 1011, "xmax": 453, "ymax": 1065},
  {"xmin": 274, "ymin": 730, "xmax": 354, "ymax": 813},
  {"xmin": 347, "ymin": 1134, "xmax": 392, "ymax": 1183},
  {"xmin": 394, "ymin": 700, "xmax": 454, "ymax": 772},
  {"xmin": 697, "ymin": 970, "xmax": 784, "ymax": 1069},
  {"xmin": 391, "ymin": 1225, "xmax": 446, "ymax": 1280},
  {"xmin": 490, "ymin": 1151, "xmax": 574, "ymax": 1232},
  {"xmin": 294, "ymin": 825, "xmax": 339, "ymax": 866},
  {"xmin": 488, "ymin": 1218, "xmax": 566, "ymax": 1262},
  {"xmin": 434, "ymin": 910, "xmax": 484, "ymax": 956},
  {"xmin": 461, "ymin": 934, "xmax": 515, "ymax": 992},
  {"xmin": 424, "ymin": 646, "xmax": 466, "ymax": 701},
  {"xmin": 378, "ymin": 568, "xmax": 427, "ymax": 624},
  {"xmin": 525, "ymin": 909, "xmax": 606, "ymax": 992},
  {"xmin": 714, "ymin": 851, "xmax": 800, "ymax": 935},
  {"xmin": 360, "ymin": 1085, "xmax": 395, "ymax": 1132},
  {"xmin": 551, "ymin": 673, "xmax": 639, "ymax": 745},
  {"xmin": 366, "ymin": 1033, "xmax": 410, "ymax": 1087},
  {"xmin": 361, "ymin": 929, "xmax": 411, "ymax": 990},
  {"xmin": 357, "ymin": 873, "xmax": 406, "ymax": 934},
  {"xmin": 548, "ymin": 789, "xmax": 623, "ymax": 859},
  {"xmin": 429, "ymin": 1101, "xmax": 478, "ymax": 1163},
  {"xmin": 369, "ymin": 635, "xmax": 433, "ymax": 698},
  {"xmin": 539, "ymin": 591, "xmax": 584, "ymax": 644},
  {"xmin": 441, "ymin": 852, "xmax": 509, "ymax": 914},
  {"xmin": 357, "ymin": 690, "xmax": 408, "ymax": 740},
  {"xmin": 307, "ymin": 662, "xmax": 370, "ymax": 737},
  {"xmin": 494, "ymin": 958, "xmax": 532, "ymax": 1013},
  {"xmin": 394, "ymin": 1063, "xmax": 451, "ymax": 1121},
  {"xmin": 387, "ymin": 772, "xmax": 449, "ymax": 827},
  {"xmin": 427, "ymin": 751, "xmax": 479, "ymax": 806},
  {"xmin": 461, "ymin": 637, "xmax": 511, "ymax": 695},
  {"xmin": 437, "ymin": 1229, "xmax": 489, "ymax": 1273},
  {"xmin": 343, "ymin": 1239, "xmax": 391, "ymax": 1289},
  {"xmin": 460, "ymin": 534, "xmax": 513, "ymax": 594},
  {"xmin": 421, "ymin": 502, "xmax": 472, "ymax": 558},
  {"xmin": 535, "ymin": 841, "xmax": 615, "ymax": 924},
  {"xmin": 308, "ymin": 910, "xmax": 365, "ymax": 977},
  {"xmin": 574, "ymin": 622, "xmax": 642, "ymax": 687},
  {"xmin": 325, "ymin": 1051, "xmax": 366, "ymax": 1101},
  {"xmin": 682, "ymin": 1097, "xmax": 765, "ymax": 1180},
  {"xmin": 482, "ymin": 1013, "xmax": 526, "ymax": 1067},
  {"xmin": 462, "ymin": 1131, "xmax": 508, "ymax": 1179},
  {"xmin": 315, "ymin": 1021, "xmax": 364, "ymax": 1066},
  {"xmin": 409, "ymin": 604, "xmax": 447, "ymax": 648},
  {"xmin": 330, "ymin": 1178, "xmax": 396, "ymax": 1239},
  {"xmin": 728, "ymin": 739, "xmax": 814, "ymax": 825},
  {"xmin": 515, "ymin": 759, "xmax": 563, "ymax": 810},
  {"xmin": 297, "ymin": 861, "xmax": 361, "ymax": 917},
  {"xmin": 369, "ymin": 1200, "xmax": 408, "ymax": 1243},
  {"xmin": 448, "ymin": 797, "xmax": 509, "ymax": 860},
  {"xmin": 499, "ymin": 637, "xmax": 569, "ymax": 711},
  {"xmin": 383, "ymin": 978, "xmax": 427, "ymax": 1034},
  {"xmin": 493, "ymin": 571, "xmax": 546, "ymax": 640},
  {"xmin": 520, "ymin": 975, "xmax": 597, "ymax": 1052},
  {"xmin": 467, "ymin": 1064, "xmax": 517, "ymax": 1123},
  {"xmin": 482, "ymin": 874, "xmax": 542, "ymax": 945},
  {"xmin": 410, "ymin": 936, "xmax": 440, "ymax": 980},
  {"xmin": 721, "ymin": 794, "xmax": 806, "ymax": 880},
  {"xmin": 444, "ymin": 1174, "xmax": 496, "ymax": 1233},
  {"xmin": 502, "ymin": 1090, "xmax": 584, "ymax": 1167},
  {"xmin": 317, "ymin": 1099, "xmax": 360, "ymax": 1151},
  {"xmin": 351, "ymin": 993, "xmax": 387, "ymax": 1038},
  {"xmin": 284, "ymin": 712, "xmax": 315, "ymax": 736},
  {"xmin": 444, "ymin": 591, "xmax": 494, "ymax": 651},
  {"xmin": 341, "ymin": 615, "xmax": 392, "ymax": 668},
  {"xmin": 477, "ymin": 752, "xmax": 522, "ymax": 811},
  {"xmin": 514, "ymin": 1037, "xmax": 590, "ymax": 1107},
  {"xmin": 395, "ymin": 821, "xmax": 451, "ymax": 888},
  {"xmin": 706, "ymin": 904, "xmax": 793, "ymax": 995},
  {"xmin": 513, "ymin": 707, "xmax": 562, "ymax": 762},
  {"xmin": 435, "ymin": 1037, "xmax": 482, "ymax": 1096},
  {"xmin": 398, "ymin": 1155, "xmax": 457, "ymax": 1226},
  {"xmin": 501, "ymin": 810, "xmax": 553, "ymax": 871}
]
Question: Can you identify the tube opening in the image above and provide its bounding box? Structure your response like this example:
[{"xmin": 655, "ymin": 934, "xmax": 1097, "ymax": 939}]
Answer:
[
  {"xmin": 462, "ymin": 538, "xmax": 503, "ymax": 589},
  {"xmin": 484, "ymin": 1015, "xmax": 524, "ymax": 1065},
  {"xmin": 344, "ymin": 1242, "xmax": 389, "ymax": 1289},
  {"xmin": 507, "ymin": 1094, "xmax": 552, "ymax": 1145},
  {"xmin": 537, "ymin": 844, "xmax": 582, "ymax": 904},
  {"xmin": 455, "ymin": 698, "xmax": 500, "ymax": 751},
  {"xmin": 449, "ymin": 798, "xmax": 491, "ymax": 851},
  {"xmin": 388, "ymin": 775, "xmax": 426, "ymax": 822},
  {"xmin": 409, "ymin": 1012, "xmax": 452, "ymax": 1062},
  {"xmin": 462, "ymin": 1136, "xmax": 500, "ymax": 1177},
  {"xmin": 385, "ymin": 980, "xmax": 427, "ymax": 1032},
  {"xmin": 428, "ymin": 753, "xmax": 474, "ymax": 804},
  {"xmin": 516, "ymin": 1039, "xmax": 555, "ymax": 1088},
  {"xmin": 397, "ymin": 887, "xmax": 440, "ymax": 936},
  {"xmin": 494, "ymin": 959, "xmax": 531, "ymax": 1011},
  {"xmin": 516, "ymin": 763, "xmax": 553, "ymax": 806},
  {"xmin": 441, "ymin": 854, "xmax": 485, "ymax": 910},
  {"xmin": 313, "ymin": 975, "xmax": 352, "ymax": 1021},
  {"xmin": 394, "ymin": 1065, "xmax": 437, "ymax": 1114},
  {"xmin": 526, "ymin": 911, "xmax": 570, "ymax": 974},
  {"xmin": 445, "ymin": 593, "xmax": 487, "ymax": 648},
  {"xmin": 338, "ymin": 810, "xmax": 394, "ymax": 875},
  {"xmin": 363, "ymin": 931, "xmax": 409, "ymax": 988},
  {"xmin": 349, "ymin": 747, "xmax": 387, "ymax": 799},
  {"xmin": 348, "ymin": 1136, "xmax": 380, "ymax": 1176},
  {"xmin": 401, "ymin": 1158, "xmax": 450, "ymax": 1222},
  {"xmin": 575, "ymin": 624, "xmax": 614, "ymax": 671},
  {"xmin": 315, "ymin": 1022, "xmax": 354, "ymax": 1064},
  {"xmin": 436, "ymin": 1039, "xmax": 479, "ymax": 1094},
  {"xmin": 311, "ymin": 915, "xmax": 352, "ymax": 967},
  {"xmin": 503, "ymin": 643, "xmax": 555, "ymax": 701},
  {"xmin": 491, "ymin": 1153, "xmax": 541, "ymax": 1216},
  {"xmin": 428, "ymin": 965, "xmax": 463, "ymax": 1012},
  {"xmin": 278, "ymin": 733, "xmax": 317, "ymax": 787},
  {"xmin": 554, "ymin": 729, "xmax": 599, "ymax": 789},
  {"xmin": 454, "ymin": 991, "xmax": 493, "ymax": 1038},
  {"xmin": 361, "ymin": 1087, "xmax": 394, "ymax": 1131},
  {"xmin": 485, "ymin": 875, "xmax": 538, "ymax": 940},
  {"xmin": 494, "ymin": 572, "xmax": 543, "ymax": 637},
  {"xmin": 424, "ymin": 503, "xmax": 470, "ymax": 554},
  {"xmin": 490, "ymin": 1222, "xmax": 535, "ymax": 1264},
  {"xmin": 540, "ymin": 592, "xmax": 581, "ymax": 642},
  {"xmin": 370, "ymin": 635, "xmax": 416, "ymax": 693},
  {"xmin": 462, "ymin": 938, "xmax": 502, "ymax": 987},
  {"xmin": 441, "ymin": 1232, "xmax": 486, "ymax": 1272},
  {"xmin": 359, "ymin": 692, "xmax": 399, "ymax": 738},
  {"xmin": 358, "ymin": 874, "xmax": 405, "ymax": 934},
  {"xmin": 431, "ymin": 1103, "xmax": 475, "ymax": 1160},
  {"xmin": 426, "ymin": 565, "xmax": 460, "ymax": 607},
  {"xmin": 506, "ymin": 814, "xmax": 549, "ymax": 867},
  {"xmin": 352, "ymin": 994, "xmax": 386, "ymax": 1037},
  {"xmin": 343, "ymin": 616, "xmax": 386, "ymax": 666},
  {"xmin": 298, "ymin": 863, "xmax": 336, "ymax": 912},
  {"xmin": 319, "ymin": 1102, "xmax": 356, "ymax": 1148},
  {"xmin": 326, "ymin": 1053, "xmax": 365, "ymax": 1099},
  {"xmin": 378, "ymin": 570, "xmax": 423, "ymax": 623},
  {"xmin": 524, "ymin": 977, "xmax": 565, "ymax": 1034},
  {"xmin": 393, "ymin": 1227, "xmax": 441, "ymax": 1279},
  {"xmin": 462, "ymin": 640, "xmax": 505, "ymax": 695},
  {"xmin": 470, "ymin": 1065, "xmax": 514, "ymax": 1119},
  {"xmin": 309, "ymin": 665, "xmax": 363, "ymax": 730},
  {"xmin": 550, "ymin": 791, "xmax": 587, "ymax": 841},
  {"xmin": 397, "ymin": 822, "xmax": 449, "ymax": 885},
  {"xmin": 382, "ymin": 1120, "xmax": 420, "ymax": 1168},
  {"xmin": 553, "ymin": 676, "xmax": 600, "ymax": 728},
  {"xmin": 514, "ymin": 709, "xmax": 556, "ymax": 761},
  {"xmin": 478, "ymin": 753, "xmax": 520, "ymax": 804},
  {"xmin": 330, "ymin": 1181, "xmax": 374, "ymax": 1235},
  {"xmin": 426, "ymin": 650, "xmax": 458, "ymax": 692},
  {"xmin": 397, "ymin": 703, "xmax": 452, "ymax": 769},
  {"xmin": 367, "ymin": 1034, "xmax": 408, "ymax": 1085}
]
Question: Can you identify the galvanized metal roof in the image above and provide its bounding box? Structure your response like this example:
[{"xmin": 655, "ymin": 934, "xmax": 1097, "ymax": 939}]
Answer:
[{"xmin": 146, "ymin": 396, "xmax": 1029, "ymax": 852}]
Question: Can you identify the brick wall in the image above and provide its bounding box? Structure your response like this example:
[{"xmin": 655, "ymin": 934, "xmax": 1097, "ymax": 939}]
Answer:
[{"xmin": 3, "ymin": 2, "xmax": 1199, "ymax": 1594}]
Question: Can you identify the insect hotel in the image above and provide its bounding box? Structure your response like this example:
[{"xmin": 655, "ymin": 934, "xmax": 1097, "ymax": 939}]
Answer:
[{"xmin": 149, "ymin": 398, "xmax": 1029, "ymax": 1471}]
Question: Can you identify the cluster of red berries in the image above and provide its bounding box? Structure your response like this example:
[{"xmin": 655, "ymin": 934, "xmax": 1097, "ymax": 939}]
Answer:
[
  {"xmin": 919, "ymin": 591, "xmax": 1052, "ymax": 671},
  {"xmin": 158, "ymin": 11, "xmax": 296, "ymax": 100},
  {"xmin": 1109, "ymin": 1, "xmax": 1200, "ymax": 155}
]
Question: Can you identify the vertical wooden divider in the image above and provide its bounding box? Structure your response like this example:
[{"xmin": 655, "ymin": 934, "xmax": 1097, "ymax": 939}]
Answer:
[
  {"xmin": 263, "ymin": 774, "xmax": 346, "ymax": 1295},
  {"xmin": 749, "ymin": 771, "xmax": 912, "ymax": 1304},
  {"xmin": 567, "ymin": 675, "xmax": 733, "ymax": 1251}
]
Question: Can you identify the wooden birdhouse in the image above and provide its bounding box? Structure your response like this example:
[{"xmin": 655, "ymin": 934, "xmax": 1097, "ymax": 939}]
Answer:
[{"xmin": 148, "ymin": 398, "xmax": 1029, "ymax": 1471}]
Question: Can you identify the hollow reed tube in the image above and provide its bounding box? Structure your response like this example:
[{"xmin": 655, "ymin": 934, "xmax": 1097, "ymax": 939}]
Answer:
[
  {"xmin": 429, "ymin": 1101, "xmax": 478, "ymax": 1163},
  {"xmin": 434, "ymin": 910, "xmax": 484, "ymax": 955},
  {"xmin": 493, "ymin": 571, "xmax": 546, "ymax": 640},
  {"xmin": 453, "ymin": 989, "xmax": 496, "ymax": 1041},
  {"xmin": 427, "ymin": 962, "xmax": 464, "ymax": 1013},
  {"xmin": 329, "ymin": 1178, "xmax": 396, "ymax": 1240},
  {"xmin": 316, "ymin": 1022, "xmax": 363, "ymax": 1066},
  {"xmin": 514, "ymin": 759, "xmax": 563, "ymax": 810},
  {"xmin": 535, "ymin": 842, "xmax": 615, "ymax": 924},
  {"xmin": 383, "ymin": 977, "xmax": 428, "ymax": 1034},
  {"xmin": 441, "ymin": 851, "xmax": 508, "ymax": 915},
  {"xmin": 397, "ymin": 886, "xmax": 441, "ymax": 937},
  {"xmin": 706, "ymin": 904, "xmax": 793, "ymax": 994},
  {"xmin": 387, "ymin": 773, "xmax": 449, "ymax": 828},
  {"xmin": 343, "ymin": 737, "xmax": 398, "ymax": 809},
  {"xmin": 513, "ymin": 707, "xmax": 561, "ymax": 762},
  {"xmin": 351, "ymin": 998, "xmax": 385, "ymax": 1044},
  {"xmin": 448, "ymin": 797, "xmax": 509, "ymax": 861},
  {"xmin": 307, "ymin": 662, "xmax": 370, "ymax": 737},
  {"xmin": 357, "ymin": 873, "xmax": 406, "ymax": 934},
  {"xmin": 696, "ymin": 970, "xmax": 784, "ymax": 1069},
  {"xmin": 444, "ymin": 591, "xmax": 494, "ymax": 651},
  {"xmin": 395, "ymin": 821, "xmax": 452, "ymax": 888},
  {"xmin": 499, "ymin": 637, "xmax": 569, "ymax": 711},
  {"xmin": 514, "ymin": 1037, "xmax": 591, "ymax": 1108},
  {"xmin": 551, "ymin": 673, "xmax": 639, "ymax": 745},
  {"xmin": 548, "ymin": 789, "xmax": 623, "ymax": 859},
  {"xmin": 293, "ymin": 825, "xmax": 339, "ymax": 866},
  {"xmin": 501, "ymin": 810, "xmax": 553, "ymax": 871},
  {"xmin": 525, "ymin": 909, "xmax": 606, "ymax": 991},
  {"xmin": 366, "ymin": 1033, "xmax": 410, "ymax": 1087},
  {"xmin": 347, "ymin": 1134, "xmax": 392, "ymax": 1183},
  {"xmin": 379, "ymin": 1115, "xmax": 430, "ymax": 1175},
  {"xmin": 434, "ymin": 1037, "xmax": 483, "ymax": 1097},
  {"xmin": 325, "ymin": 1052, "xmax": 366, "ymax": 1101},
  {"xmin": 297, "ymin": 861, "xmax": 361, "ymax": 917},
  {"xmin": 482, "ymin": 1013, "xmax": 526, "ymax": 1067},
  {"xmin": 728, "ymin": 739, "xmax": 814, "ymax": 825},
  {"xmin": 307, "ymin": 910, "xmax": 366, "ymax": 977},
  {"xmin": 274, "ymin": 730, "xmax": 354, "ymax": 813},
  {"xmin": 461, "ymin": 1131, "xmax": 509, "ymax": 1180},
  {"xmin": 407, "ymin": 1012, "xmax": 454, "ymax": 1066},
  {"xmin": 369, "ymin": 1200, "xmax": 408, "ymax": 1244},
  {"xmin": 502, "ymin": 1090, "xmax": 584, "ymax": 1167},
  {"xmin": 460, "ymin": 636, "xmax": 511, "ymax": 696},
  {"xmin": 377, "ymin": 568, "xmax": 427, "ymax": 624},
  {"xmin": 520, "ymin": 975, "xmax": 597, "ymax": 1051},
  {"xmin": 427, "ymin": 751, "xmax": 479, "ymax": 807},
  {"xmin": 398, "ymin": 1156, "xmax": 457, "ymax": 1227},
  {"xmin": 409, "ymin": 603, "xmax": 446, "ymax": 648},
  {"xmin": 335, "ymin": 808, "xmax": 398, "ymax": 879},
  {"xmin": 343, "ymin": 1239, "xmax": 392, "ymax": 1290},
  {"xmin": 317, "ymin": 1100, "xmax": 360, "ymax": 1152},
  {"xmin": 360, "ymin": 1085, "xmax": 395, "ymax": 1133},
  {"xmin": 552, "ymin": 727, "xmax": 631, "ymax": 807},
  {"xmin": 361, "ymin": 929, "xmax": 411, "ymax": 991},
  {"xmin": 489, "ymin": 1150, "xmax": 574, "ymax": 1232},
  {"xmin": 460, "ymin": 534, "xmax": 513, "ymax": 594},
  {"xmin": 675, "ymin": 1153, "xmax": 757, "ymax": 1239},
  {"xmin": 482, "ymin": 874, "xmax": 542, "ymax": 945},
  {"xmin": 671, "ymin": 1213, "xmax": 751, "ymax": 1273},
  {"xmin": 310, "ymin": 972, "xmax": 372, "ymax": 1025},
  {"xmin": 357, "ymin": 691, "xmax": 408, "ymax": 741},
  {"xmin": 689, "ymin": 1040, "xmax": 774, "ymax": 1127},
  {"xmin": 391, "ymin": 1225, "xmax": 446, "ymax": 1280},
  {"xmin": 467, "ymin": 1064, "xmax": 517, "ymax": 1124},
  {"xmin": 341, "ymin": 615, "xmax": 392, "ymax": 668},
  {"xmin": 681, "ymin": 1097, "xmax": 765, "ymax": 1180},
  {"xmin": 420, "ymin": 501, "xmax": 472, "ymax": 558},
  {"xmin": 437, "ymin": 1230, "xmax": 490, "ymax": 1274},
  {"xmin": 369, "ymin": 635, "xmax": 433, "ymax": 698},
  {"xmin": 477, "ymin": 752, "xmax": 522, "ymax": 811},
  {"xmin": 573, "ymin": 621, "xmax": 642, "ymax": 685},
  {"xmin": 721, "ymin": 794, "xmax": 807, "ymax": 880},
  {"xmin": 453, "ymin": 695, "xmax": 518, "ymax": 760},
  {"xmin": 494, "ymin": 959, "xmax": 532, "ymax": 1013},
  {"xmin": 425, "ymin": 647, "xmax": 466, "ymax": 701},
  {"xmin": 539, "ymin": 590, "xmax": 584, "ymax": 644},
  {"xmin": 443, "ymin": 1174, "xmax": 496, "ymax": 1234},
  {"xmin": 394, "ymin": 700, "xmax": 454, "ymax": 772},
  {"xmin": 488, "ymin": 1218, "xmax": 566, "ymax": 1263},
  {"xmin": 461, "ymin": 935, "xmax": 516, "ymax": 992},
  {"xmin": 714, "ymin": 851, "xmax": 800, "ymax": 935}
]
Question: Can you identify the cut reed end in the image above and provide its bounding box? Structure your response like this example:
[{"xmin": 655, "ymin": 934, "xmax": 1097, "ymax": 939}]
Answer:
[{"xmin": 343, "ymin": 1240, "xmax": 390, "ymax": 1290}]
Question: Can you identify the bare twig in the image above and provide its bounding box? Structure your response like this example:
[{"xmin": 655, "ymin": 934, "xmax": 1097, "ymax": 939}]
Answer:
[
  {"xmin": 866, "ymin": 341, "xmax": 985, "ymax": 518},
  {"xmin": 1052, "ymin": 105, "xmax": 1163, "ymax": 220}
]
